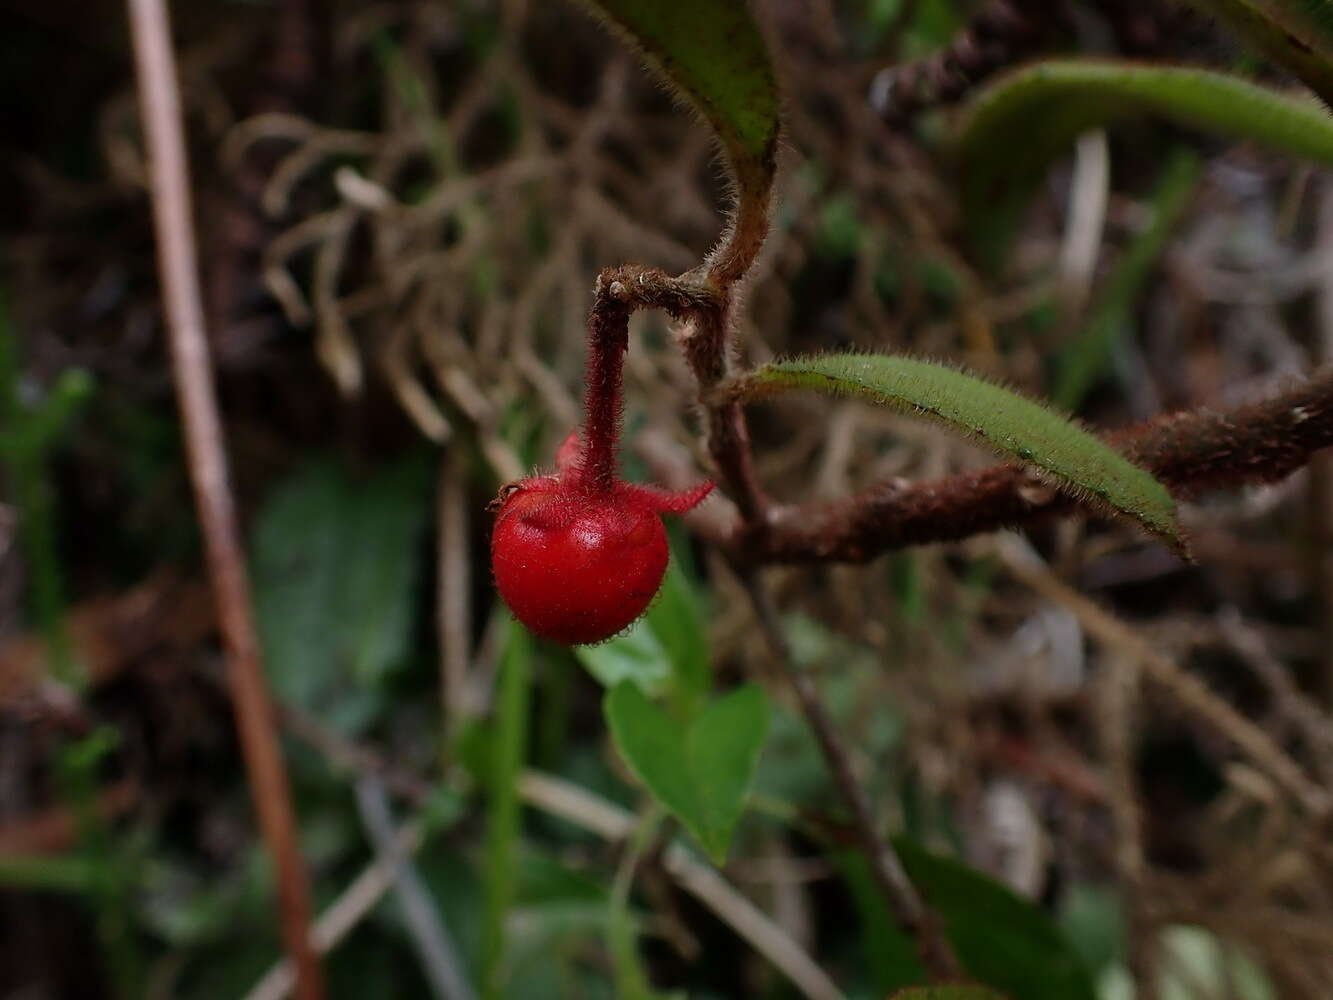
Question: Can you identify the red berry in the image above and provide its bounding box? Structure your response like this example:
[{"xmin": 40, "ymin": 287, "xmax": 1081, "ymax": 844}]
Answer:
[
  {"xmin": 490, "ymin": 441, "xmax": 712, "ymax": 645},
  {"xmin": 492, "ymin": 296, "xmax": 713, "ymax": 643}
]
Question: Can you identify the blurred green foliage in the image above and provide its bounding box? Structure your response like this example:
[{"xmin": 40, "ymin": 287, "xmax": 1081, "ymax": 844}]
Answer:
[
  {"xmin": 251, "ymin": 454, "xmax": 432, "ymax": 732},
  {"xmin": 0, "ymin": 289, "xmax": 93, "ymax": 684}
]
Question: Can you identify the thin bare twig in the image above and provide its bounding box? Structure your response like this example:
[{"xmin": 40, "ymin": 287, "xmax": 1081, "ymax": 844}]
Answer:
[
  {"xmin": 517, "ymin": 771, "xmax": 846, "ymax": 1000},
  {"xmin": 1215, "ymin": 608, "xmax": 1333, "ymax": 784},
  {"xmin": 740, "ymin": 572, "xmax": 961, "ymax": 982},
  {"xmin": 354, "ymin": 778, "xmax": 475, "ymax": 1000},
  {"xmin": 125, "ymin": 0, "xmax": 323, "ymax": 995},
  {"xmin": 994, "ymin": 536, "xmax": 1331, "ymax": 817},
  {"xmin": 1097, "ymin": 649, "xmax": 1158, "ymax": 996},
  {"xmin": 438, "ymin": 447, "xmax": 472, "ymax": 732},
  {"xmin": 245, "ymin": 819, "xmax": 425, "ymax": 1000}
]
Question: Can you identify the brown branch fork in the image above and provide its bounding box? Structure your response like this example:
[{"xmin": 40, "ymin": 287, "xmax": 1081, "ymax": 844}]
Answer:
[{"xmin": 594, "ymin": 257, "xmax": 1333, "ymax": 567}]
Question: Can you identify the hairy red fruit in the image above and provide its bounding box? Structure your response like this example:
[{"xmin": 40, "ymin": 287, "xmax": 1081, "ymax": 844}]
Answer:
[
  {"xmin": 491, "ymin": 296, "xmax": 713, "ymax": 644},
  {"xmin": 491, "ymin": 454, "xmax": 713, "ymax": 645}
]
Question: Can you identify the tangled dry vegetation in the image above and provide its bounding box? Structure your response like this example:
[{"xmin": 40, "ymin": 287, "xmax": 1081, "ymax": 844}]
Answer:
[{"xmin": 5, "ymin": 0, "xmax": 1333, "ymax": 996}]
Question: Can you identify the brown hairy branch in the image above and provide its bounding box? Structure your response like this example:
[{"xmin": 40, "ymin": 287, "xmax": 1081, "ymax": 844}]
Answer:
[
  {"xmin": 868, "ymin": 0, "xmax": 1068, "ymax": 121},
  {"xmin": 741, "ymin": 573, "xmax": 961, "ymax": 982},
  {"xmin": 724, "ymin": 368, "xmax": 1333, "ymax": 564},
  {"xmin": 125, "ymin": 1, "xmax": 324, "ymax": 996}
]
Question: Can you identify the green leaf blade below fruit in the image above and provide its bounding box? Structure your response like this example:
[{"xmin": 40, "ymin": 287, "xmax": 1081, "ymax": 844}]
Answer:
[{"xmin": 605, "ymin": 682, "xmax": 769, "ymax": 864}]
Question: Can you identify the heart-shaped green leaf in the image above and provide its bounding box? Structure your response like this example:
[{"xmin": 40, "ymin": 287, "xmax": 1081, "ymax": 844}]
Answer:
[
  {"xmin": 722, "ymin": 353, "xmax": 1182, "ymax": 550},
  {"xmin": 605, "ymin": 682, "xmax": 769, "ymax": 864}
]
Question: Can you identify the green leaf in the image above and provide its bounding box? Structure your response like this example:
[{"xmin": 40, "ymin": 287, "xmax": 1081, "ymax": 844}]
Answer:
[
  {"xmin": 0, "ymin": 854, "xmax": 99, "ymax": 894},
  {"xmin": 724, "ymin": 354, "xmax": 1182, "ymax": 548},
  {"xmin": 1058, "ymin": 883, "xmax": 1127, "ymax": 978},
  {"xmin": 251, "ymin": 455, "xmax": 430, "ymax": 728},
  {"xmin": 647, "ymin": 556, "xmax": 710, "ymax": 711},
  {"xmin": 838, "ymin": 850, "xmax": 928, "ymax": 992},
  {"xmin": 575, "ymin": 619, "xmax": 672, "ymax": 695},
  {"xmin": 519, "ymin": 850, "xmax": 610, "ymax": 907},
  {"xmin": 893, "ymin": 838, "xmax": 1097, "ymax": 1000},
  {"xmin": 574, "ymin": 0, "xmax": 779, "ymax": 221},
  {"xmin": 604, "ymin": 682, "xmax": 769, "ymax": 864},
  {"xmin": 889, "ymin": 989, "xmax": 1009, "ymax": 1000},
  {"xmin": 1184, "ymin": 0, "xmax": 1333, "ymax": 105},
  {"xmin": 958, "ymin": 60, "xmax": 1333, "ymax": 264}
]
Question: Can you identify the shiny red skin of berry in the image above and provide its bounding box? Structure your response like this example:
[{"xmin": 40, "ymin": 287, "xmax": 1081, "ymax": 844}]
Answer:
[
  {"xmin": 491, "ymin": 482, "xmax": 670, "ymax": 645},
  {"xmin": 490, "ymin": 445, "xmax": 713, "ymax": 645}
]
